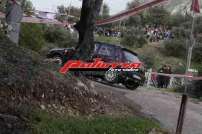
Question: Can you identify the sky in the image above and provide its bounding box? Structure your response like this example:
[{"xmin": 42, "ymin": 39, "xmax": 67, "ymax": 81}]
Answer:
[{"xmin": 30, "ymin": 0, "xmax": 133, "ymax": 15}]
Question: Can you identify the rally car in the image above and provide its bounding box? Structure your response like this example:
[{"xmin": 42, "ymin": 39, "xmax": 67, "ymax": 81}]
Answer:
[{"xmin": 47, "ymin": 42, "xmax": 145, "ymax": 90}]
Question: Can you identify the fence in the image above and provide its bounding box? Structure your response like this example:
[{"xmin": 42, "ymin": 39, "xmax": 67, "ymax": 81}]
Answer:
[{"xmin": 145, "ymin": 69, "xmax": 202, "ymax": 88}]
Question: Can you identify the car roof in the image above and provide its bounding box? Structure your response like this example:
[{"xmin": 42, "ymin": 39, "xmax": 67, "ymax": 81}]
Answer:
[{"xmin": 95, "ymin": 41, "xmax": 121, "ymax": 48}]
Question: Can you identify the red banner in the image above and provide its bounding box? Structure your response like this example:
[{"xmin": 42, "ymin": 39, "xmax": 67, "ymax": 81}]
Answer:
[{"xmin": 96, "ymin": 0, "xmax": 168, "ymax": 26}]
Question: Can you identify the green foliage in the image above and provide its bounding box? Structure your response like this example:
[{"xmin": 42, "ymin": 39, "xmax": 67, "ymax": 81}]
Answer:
[
  {"xmin": 139, "ymin": 55, "xmax": 155, "ymax": 68},
  {"xmin": 121, "ymin": 28, "xmax": 147, "ymax": 48},
  {"xmin": 172, "ymin": 27, "xmax": 190, "ymax": 39},
  {"xmin": 56, "ymin": 5, "xmax": 80, "ymax": 22},
  {"xmin": 143, "ymin": 7, "xmax": 170, "ymax": 25},
  {"xmin": 163, "ymin": 39, "xmax": 186, "ymax": 58},
  {"xmin": 167, "ymin": 14, "xmax": 191, "ymax": 27},
  {"xmin": 190, "ymin": 80, "xmax": 202, "ymax": 98},
  {"xmin": 101, "ymin": 3, "xmax": 110, "ymax": 19},
  {"xmin": 193, "ymin": 47, "xmax": 202, "ymax": 63},
  {"xmin": 0, "ymin": 0, "xmax": 34, "ymax": 13},
  {"xmin": 189, "ymin": 64, "xmax": 202, "ymax": 98},
  {"xmin": 19, "ymin": 23, "xmax": 45, "ymax": 52},
  {"xmin": 125, "ymin": 4, "xmax": 170, "ymax": 27},
  {"xmin": 44, "ymin": 26, "xmax": 77, "ymax": 48},
  {"xmin": 23, "ymin": 0, "xmax": 35, "ymax": 16},
  {"xmin": 0, "ymin": 0, "xmax": 7, "ymax": 12},
  {"xmin": 127, "ymin": 0, "xmax": 140, "ymax": 9},
  {"xmin": 56, "ymin": 5, "xmax": 67, "ymax": 22},
  {"xmin": 95, "ymin": 35, "xmax": 121, "ymax": 44},
  {"xmin": 0, "ymin": 27, "xmax": 6, "ymax": 40},
  {"xmin": 125, "ymin": 1, "xmax": 170, "ymax": 27},
  {"xmin": 32, "ymin": 111, "xmax": 160, "ymax": 134},
  {"xmin": 125, "ymin": 15, "xmax": 142, "ymax": 27}
]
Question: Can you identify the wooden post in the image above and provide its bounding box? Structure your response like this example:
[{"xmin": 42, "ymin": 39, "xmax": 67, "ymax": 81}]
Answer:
[
  {"xmin": 176, "ymin": 7, "xmax": 197, "ymax": 134},
  {"xmin": 147, "ymin": 69, "xmax": 152, "ymax": 88},
  {"xmin": 169, "ymin": 76, "xmax": 174, "ymax": 88},
  {"xmin": 176, "ymin": 94, "xmax": 188, "ymax": 134}
]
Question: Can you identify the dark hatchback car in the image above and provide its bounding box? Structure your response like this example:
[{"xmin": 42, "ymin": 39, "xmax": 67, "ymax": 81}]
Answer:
[{"xmin": 47, "ymin": 42, "xmax": 145, "ymax": 90}]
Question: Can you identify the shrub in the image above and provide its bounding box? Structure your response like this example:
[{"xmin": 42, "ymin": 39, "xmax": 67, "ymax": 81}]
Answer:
[
  {"xmin": 19, "ymin": 23, "xmax": 45, "ymax": 52},
  {"xmin": 172, "ymin": 27, "xmax": 190, "ymax": 39},
  {"xmin": 193, "ymin": 47, "xmax": 202, "ymax": 63},
  {"xmin": 142, "ymin": 7, "xmax": 170, "ymax": 25},
  {"xmin": 121, "ymin": 28, "xmax": 147, "ymax": 48},
  {"xmin": 190, "ymin": 80, "xmax": 202, "ymax": 98},
  {"xmin": 139, "ymin": 55, "xmax": 155, "ymax": 68},
  {"xmin": 44, "ymin": 26, "xmax": 77, "ymax": 48},
  {"xmin": 163, "ymin": 39, "xmax": 186, "ymax": 58}
]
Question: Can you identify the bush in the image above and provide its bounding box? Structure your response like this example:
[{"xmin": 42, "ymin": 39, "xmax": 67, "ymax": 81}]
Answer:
[
  {"xmin": 190, "ymin": 80, "xmax": 202, "ymax": 98},
  {"xmin": 121, "ymin": 28, "xmax": 147, "ymax": 48},
  {"xmin": 142, "ymin": 7, "xmax": 170, "ymax": 25},
  {"xmin": 172, "ymin": 27, "xmax": 190, "ymax": 39},
  {"xmin": 19, "ymin": 23, "xmax": 46, "ymax": 52},
  {"xmin": 139, "ymin": 55, "xmax": 155, "ymax": 68},
  {"xmin": 163, "ymin": 39, "xmax": 186, "ymax": 58},
  {"xmin": 193, "ymin": 47, "xmax": 202, "ymax": 63},
  {"xmin": 44, "ymin": 26, "xmax": 77, "ymax": 48}
]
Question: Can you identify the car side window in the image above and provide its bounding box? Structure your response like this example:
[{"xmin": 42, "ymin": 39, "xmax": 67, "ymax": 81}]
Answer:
[
  {"xmin": 97, "ymin": 44, "xmax": 114, "ymax": 57},
  {"xmin": 123, "ymin": 50, "xmax": 140, "ymax": 63},
  {"xmin": 115, "ymin": 48, "xmax": 123, "ymax": 61}
]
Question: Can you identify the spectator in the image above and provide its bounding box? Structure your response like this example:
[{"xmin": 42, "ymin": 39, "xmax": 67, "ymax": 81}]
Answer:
[
  {"xmin": 164, "ymin": 65, "xmax": 172, "ymax": 88},
  {"xmin": 157, "ymin": 65, "xmax": 166, "ymax": 88}
]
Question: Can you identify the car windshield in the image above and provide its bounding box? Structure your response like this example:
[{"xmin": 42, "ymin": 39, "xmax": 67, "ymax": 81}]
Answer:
[{"xmin": 123, "ymin": 50, "xmax": 140, "ymax": 63}]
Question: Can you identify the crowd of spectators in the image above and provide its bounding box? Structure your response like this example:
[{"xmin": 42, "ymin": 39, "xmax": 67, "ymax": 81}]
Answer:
[
  {"xmin": 95, "ymin": 25, "xmax": 174, "ymax": 42},
  {"xmin": 96, "ymin": 27, "xmax": 122, "ymax": 38},
  {"xmin": 144, "ymin": 25, "xmax": 173, "ymax": 42}
]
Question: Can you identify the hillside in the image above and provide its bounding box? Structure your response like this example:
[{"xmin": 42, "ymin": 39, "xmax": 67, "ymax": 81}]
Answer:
[
  {"xmin": 0, "ymin": 35, "xmax": 134, "ymax": 133},
  {"xmin": 135, "ymin": 42, "xmax": 185, "ymax": 72}
]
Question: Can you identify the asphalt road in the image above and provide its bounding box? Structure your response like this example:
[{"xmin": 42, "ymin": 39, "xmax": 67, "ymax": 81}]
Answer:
[{"xmin": 94, "ymin": 82, "xmax": 202, "ymax": 134}]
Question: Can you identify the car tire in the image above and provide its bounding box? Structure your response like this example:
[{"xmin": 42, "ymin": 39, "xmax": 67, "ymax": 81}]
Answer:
[
  {"xmin": 124, "ymin": 80, "xmax": 139, "ymax": 90},
  {"xmin": 104, "ymin": 70, "xmax": 118, "ymax": 83}
]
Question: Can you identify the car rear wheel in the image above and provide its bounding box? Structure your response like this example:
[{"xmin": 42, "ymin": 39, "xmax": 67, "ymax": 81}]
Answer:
[{"xmin": 124, "ymin": 80, "xmax": 139, "ymax": 90}]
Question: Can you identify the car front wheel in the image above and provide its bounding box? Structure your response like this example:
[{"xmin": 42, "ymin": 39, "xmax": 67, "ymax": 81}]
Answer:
[{"xmin": 104, "ymin": 70, "xmax": 118, "ymax": 83}]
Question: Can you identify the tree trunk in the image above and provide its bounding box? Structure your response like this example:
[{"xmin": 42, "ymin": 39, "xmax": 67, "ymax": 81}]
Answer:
[{"xmin": 74, "ymin": 0, "xmax": 103, "ymax": 60}]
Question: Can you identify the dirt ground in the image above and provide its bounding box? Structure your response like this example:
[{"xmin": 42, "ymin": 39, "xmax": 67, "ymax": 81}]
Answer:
[{"xmin": 94, "ymin": 82, "xmax": 202, "ymax": 134}]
